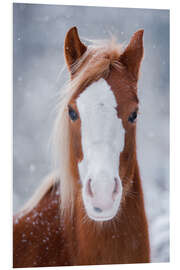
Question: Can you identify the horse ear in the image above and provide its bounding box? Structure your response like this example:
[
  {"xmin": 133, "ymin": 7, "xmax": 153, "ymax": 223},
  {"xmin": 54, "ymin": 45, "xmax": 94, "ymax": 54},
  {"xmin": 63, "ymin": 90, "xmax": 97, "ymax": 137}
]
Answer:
[
  {"xmin": 64, "ymin": 27, "xmax": 87, "ymax": 73},
  {"xmin": 119, "ymin": 30, "xmax": 144, "ymax": 80}
]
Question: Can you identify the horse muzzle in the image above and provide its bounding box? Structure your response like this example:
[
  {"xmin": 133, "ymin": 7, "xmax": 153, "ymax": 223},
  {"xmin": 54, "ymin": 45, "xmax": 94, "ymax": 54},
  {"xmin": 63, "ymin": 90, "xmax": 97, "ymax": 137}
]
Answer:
[{"xmin": 82, "ymin": 173, "xmax": 122, "ymax": 221}]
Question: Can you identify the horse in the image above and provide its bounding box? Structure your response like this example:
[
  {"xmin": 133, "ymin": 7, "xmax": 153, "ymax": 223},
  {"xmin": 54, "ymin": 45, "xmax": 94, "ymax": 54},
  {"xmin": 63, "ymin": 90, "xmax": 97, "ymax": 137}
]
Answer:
[{"xmin": 13, "ymin": 27, "xmax": 150, "ymax": 267}]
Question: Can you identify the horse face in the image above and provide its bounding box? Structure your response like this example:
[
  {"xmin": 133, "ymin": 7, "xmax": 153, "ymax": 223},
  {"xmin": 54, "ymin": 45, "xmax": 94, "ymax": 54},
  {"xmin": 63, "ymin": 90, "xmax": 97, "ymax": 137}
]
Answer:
[{"xmin": 75, "ymin": 79, "xmax": 125, "ymax": 221}]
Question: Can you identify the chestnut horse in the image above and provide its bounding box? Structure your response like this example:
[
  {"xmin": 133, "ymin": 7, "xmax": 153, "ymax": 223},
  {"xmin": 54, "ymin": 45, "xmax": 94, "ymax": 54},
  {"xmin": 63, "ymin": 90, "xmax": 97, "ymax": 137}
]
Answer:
[{"xmin": 13, "ymin": 27, "xmax": 150, "ymax": 267}]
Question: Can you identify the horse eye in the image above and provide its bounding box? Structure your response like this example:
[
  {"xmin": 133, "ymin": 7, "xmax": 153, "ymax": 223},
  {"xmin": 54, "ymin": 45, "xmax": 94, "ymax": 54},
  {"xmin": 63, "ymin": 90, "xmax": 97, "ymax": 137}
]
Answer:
[
  {"xmin": 68, "ymin": 106, "xmax": 78, "ymax": 121},
  {"xmin": 128, "ymin": 111, "xmax": 137, "ymax": 123}
]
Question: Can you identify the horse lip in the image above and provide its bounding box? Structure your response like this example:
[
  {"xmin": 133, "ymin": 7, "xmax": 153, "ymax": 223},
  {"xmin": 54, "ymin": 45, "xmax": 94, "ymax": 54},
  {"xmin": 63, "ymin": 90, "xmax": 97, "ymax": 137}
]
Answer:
[{"xmin": 89, "ymin": 214, "xmax": 114, "ymax": 221}]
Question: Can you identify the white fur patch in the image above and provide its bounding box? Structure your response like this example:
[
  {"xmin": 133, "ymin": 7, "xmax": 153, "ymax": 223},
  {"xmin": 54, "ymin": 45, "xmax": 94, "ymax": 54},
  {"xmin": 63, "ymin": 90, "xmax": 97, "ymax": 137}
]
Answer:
[{"xmin": 76, "ymin": 78, "xmax": 125, "ymax": 221}]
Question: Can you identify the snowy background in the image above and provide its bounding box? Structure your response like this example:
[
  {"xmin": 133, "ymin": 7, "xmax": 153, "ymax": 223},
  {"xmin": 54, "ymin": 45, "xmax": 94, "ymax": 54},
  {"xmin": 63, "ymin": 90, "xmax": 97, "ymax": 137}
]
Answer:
[{"xmin": 13, "ymin": 4, "xmax": 169, "ymax": 263}]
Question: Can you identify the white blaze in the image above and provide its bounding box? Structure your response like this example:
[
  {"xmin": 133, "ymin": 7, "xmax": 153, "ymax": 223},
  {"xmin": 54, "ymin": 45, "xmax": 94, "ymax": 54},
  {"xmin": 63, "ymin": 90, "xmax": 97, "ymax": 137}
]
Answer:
[{"xmin": 76, "ymin": 78, "xmax": 125, "ymax": 221}]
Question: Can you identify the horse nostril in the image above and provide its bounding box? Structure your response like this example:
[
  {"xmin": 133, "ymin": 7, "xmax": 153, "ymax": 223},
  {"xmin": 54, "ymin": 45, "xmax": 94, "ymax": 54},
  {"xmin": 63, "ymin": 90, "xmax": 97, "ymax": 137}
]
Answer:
[
  {"xmin": 94, "ymin": 207, "xmax": 103, "ymax": 213},
  {"xmin": 86, "ymin": 179, "xmax": 93, "ymax": 197},
  {"xmin": 113, "ymin": 178, "xmax": 119, "ymax": 195}
]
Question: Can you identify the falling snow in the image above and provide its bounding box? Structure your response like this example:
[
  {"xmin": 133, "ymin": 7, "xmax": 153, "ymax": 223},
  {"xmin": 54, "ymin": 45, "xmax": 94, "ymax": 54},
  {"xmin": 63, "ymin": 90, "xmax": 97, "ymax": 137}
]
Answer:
[{"xmin": 13, "ymin": 4, "xmax": 169, "ymax": 263}]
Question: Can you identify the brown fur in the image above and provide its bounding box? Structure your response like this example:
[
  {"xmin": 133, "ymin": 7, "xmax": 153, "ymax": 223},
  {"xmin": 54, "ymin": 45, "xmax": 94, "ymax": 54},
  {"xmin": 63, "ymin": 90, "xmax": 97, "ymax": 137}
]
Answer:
[{"xmin": 13, "ymin": 27, "xmax": 150, "ymax": 267}]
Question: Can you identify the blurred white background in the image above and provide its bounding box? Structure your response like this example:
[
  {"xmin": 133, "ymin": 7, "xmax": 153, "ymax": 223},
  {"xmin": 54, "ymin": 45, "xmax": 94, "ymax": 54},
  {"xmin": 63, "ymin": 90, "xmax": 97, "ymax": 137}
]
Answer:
[{"xmin": 13, "ymin": 3, "xmax": 169, "ymax": 262}]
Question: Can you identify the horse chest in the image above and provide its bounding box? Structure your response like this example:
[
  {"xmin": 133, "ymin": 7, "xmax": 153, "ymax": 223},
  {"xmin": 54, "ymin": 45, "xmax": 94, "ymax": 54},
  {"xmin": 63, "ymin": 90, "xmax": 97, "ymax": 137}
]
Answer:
[
  {"xmin": 72, "ymin": 222, "xmax": 129, "ymax": 265},
  {"xmin": 74, "ymin": 228, "xmax": 148, "ymax": 265}
]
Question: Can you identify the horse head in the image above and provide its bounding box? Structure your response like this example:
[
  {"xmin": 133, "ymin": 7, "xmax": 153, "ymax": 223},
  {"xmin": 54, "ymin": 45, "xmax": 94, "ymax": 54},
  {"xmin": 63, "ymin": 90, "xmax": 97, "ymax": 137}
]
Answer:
[{"xmin": 60, "ymin": 27, "xmax": 144, "ymax": 222}]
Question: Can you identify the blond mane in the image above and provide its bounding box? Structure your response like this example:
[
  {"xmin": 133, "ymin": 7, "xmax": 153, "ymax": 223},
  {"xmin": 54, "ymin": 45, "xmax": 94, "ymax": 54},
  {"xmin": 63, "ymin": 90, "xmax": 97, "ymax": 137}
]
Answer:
[{"xmin": 20, "ymin": 38, "xmax": 124, "ymax": 217}]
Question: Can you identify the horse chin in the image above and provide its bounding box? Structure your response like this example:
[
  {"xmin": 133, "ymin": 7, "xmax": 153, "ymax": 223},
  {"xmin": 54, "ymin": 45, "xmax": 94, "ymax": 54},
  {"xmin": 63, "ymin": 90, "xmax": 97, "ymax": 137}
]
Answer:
[{"xmin": 83, "ymin": 201, "xmax": 120, "ymax": 222}]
